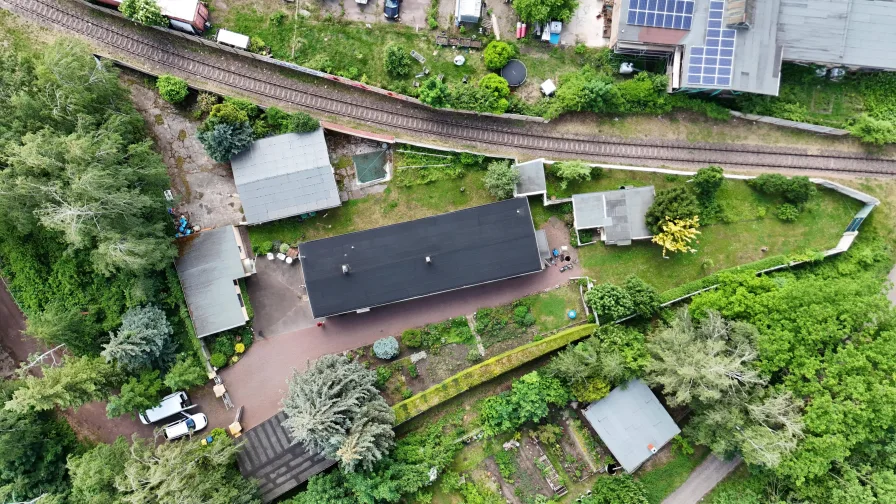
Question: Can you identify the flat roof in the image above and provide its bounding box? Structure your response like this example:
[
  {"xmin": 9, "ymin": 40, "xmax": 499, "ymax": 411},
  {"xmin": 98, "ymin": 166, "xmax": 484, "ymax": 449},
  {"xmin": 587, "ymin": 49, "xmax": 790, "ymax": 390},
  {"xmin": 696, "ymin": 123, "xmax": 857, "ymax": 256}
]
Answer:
[
  {"xmin": 230, "ymin": 131, "xmax": 341, "ymax": 225},
  {"xmin": 573, "ymin": 186, "xmax": 654, "ymax": 244},
  {"xmin": 216, "ymin": 29, "xmax": 250, "ymax": 49},
  {"xmin": 237, "ymin": 411, "xmax": 334, "ymax": 503},
  {"xmin": 582, "ymin": 379, "xmax": 681, "ymax": 473},
  {"xmin": 175, "ymin": 226, "xmax": 249, "ymax": 338},
  {"xmin": 299, "ymin": 198, "xmax": 543, "ymax": 318},
  {"xmin": 514, "ymin": 159, "xmax": 547, "ymax": 196},
  {"xmin": 156, "ymin": 0, "xmax": 199, "ymax": 21}
]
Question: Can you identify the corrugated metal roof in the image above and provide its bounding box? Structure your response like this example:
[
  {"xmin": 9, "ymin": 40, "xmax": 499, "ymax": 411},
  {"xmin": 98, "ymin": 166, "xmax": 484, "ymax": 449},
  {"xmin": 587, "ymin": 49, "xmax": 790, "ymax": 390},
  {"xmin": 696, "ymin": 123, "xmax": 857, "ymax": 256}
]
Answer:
[
  {"xmin": 514, "ymin": 159, "xmax": 547, "ymax": 196},
  {"xmin": 582, "ymin": 379, "xmax": 681, "ymax": 473},
  {"xmin": 230, "ymin": 131, "xmax": 341, "ymax": 225},
  {"xmin": 175, "ymin": 226, "xmax": 248, "ymax": 338},
  {"xmin": 778, "ymin": 0, "xmax": 896, "ymax": 70},
  {"xmin": 572, "ymin": 186, "xmax": 654, "ymax": 243}
]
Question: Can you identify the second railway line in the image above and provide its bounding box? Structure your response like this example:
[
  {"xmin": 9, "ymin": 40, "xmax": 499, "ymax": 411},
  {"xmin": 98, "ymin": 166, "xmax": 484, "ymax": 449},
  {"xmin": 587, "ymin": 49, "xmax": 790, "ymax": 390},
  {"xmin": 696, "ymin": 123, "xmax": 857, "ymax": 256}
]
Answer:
[{"xmin": 5, "ymin": 0, "xmax": 896, "ymax": 176}]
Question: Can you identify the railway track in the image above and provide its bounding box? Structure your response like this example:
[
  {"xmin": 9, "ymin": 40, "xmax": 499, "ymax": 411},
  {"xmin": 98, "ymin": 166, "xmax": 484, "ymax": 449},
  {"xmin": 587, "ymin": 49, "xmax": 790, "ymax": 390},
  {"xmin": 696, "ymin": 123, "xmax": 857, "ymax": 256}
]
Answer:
[{"xmin": 5, "ymin": 0, "xmax": 896, "ymax": 176}]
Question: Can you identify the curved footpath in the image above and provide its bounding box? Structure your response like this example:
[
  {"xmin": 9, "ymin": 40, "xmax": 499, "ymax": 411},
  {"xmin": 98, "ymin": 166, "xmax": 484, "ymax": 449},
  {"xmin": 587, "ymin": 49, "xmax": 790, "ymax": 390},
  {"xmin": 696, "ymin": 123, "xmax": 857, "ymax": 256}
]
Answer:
[{"xmin": 4, "ymin": 0, "xmax": 896, "ymax": 176}]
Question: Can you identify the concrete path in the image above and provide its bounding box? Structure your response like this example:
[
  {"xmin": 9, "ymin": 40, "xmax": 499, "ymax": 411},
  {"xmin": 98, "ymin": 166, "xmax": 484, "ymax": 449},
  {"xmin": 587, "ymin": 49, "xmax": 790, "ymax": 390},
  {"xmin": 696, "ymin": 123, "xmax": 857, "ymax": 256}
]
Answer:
[{"xmin": 662, "ymin": 455, "xmax": 742, "ymax": 504}]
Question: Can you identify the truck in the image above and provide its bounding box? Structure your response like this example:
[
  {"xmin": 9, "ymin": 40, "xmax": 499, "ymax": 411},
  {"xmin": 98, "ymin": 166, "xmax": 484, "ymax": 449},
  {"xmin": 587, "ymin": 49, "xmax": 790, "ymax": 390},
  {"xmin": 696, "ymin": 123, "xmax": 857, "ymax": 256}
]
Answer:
[{"xmin": 94, "ymin": 0, "xmax": 211, "ymax": 35}]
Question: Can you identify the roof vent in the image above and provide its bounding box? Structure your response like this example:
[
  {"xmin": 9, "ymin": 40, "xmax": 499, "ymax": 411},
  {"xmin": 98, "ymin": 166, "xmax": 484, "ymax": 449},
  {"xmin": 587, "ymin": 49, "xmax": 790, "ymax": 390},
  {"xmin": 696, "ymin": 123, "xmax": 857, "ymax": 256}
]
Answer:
[
  {"xmin": 648, "ymin": 444, "xmax": 657, "ymax": 454},
  {"xmin": 426, "ymin": 256, "xmax": 432, "ymax": 264},
  {"xmin": 341, "ymin": 264, "xmax": 350, "ymax": 275}
]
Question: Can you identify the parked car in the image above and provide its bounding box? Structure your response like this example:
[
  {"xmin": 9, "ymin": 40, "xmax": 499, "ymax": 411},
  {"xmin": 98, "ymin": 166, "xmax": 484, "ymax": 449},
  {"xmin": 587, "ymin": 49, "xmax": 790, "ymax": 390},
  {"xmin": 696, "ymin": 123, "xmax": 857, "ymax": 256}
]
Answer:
[
  {"xmin": 139, "ymin": 391, "xmax": 193, "ymax": 425},
  {"xmin": 384, "ymin": 0, "xmax": 400, "ymax": 20},
  {"xmin": 162, "ymin": 412, "xmax": 208, "ymax": 441}
]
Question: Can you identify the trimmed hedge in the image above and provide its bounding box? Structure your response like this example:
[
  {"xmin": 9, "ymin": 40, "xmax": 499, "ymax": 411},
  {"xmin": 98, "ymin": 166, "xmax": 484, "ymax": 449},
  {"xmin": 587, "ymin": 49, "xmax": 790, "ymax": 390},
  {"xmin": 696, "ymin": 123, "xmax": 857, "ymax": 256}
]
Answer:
[
  {"xmin": 392, "ymin": 324, "xmax": 596, "ymax": 425},
  {"xmin": 659, "ymin": 255, "xmax": 790, "ymax": 303}
]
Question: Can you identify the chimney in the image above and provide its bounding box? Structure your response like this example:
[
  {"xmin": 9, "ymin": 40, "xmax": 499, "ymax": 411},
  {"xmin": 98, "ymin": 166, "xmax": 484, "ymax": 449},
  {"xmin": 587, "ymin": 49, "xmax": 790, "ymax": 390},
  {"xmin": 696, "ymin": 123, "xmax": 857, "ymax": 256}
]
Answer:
[
  {"xmin": 341, "ymin": 264, "xmax": 350, "ymax": 275},
  {"xmin": 648, "ymin": 444, "xmax": 657, "ymax": 454},
  {"xmin": 425, "ymin": 256, "xmax": 432, "ymax": 264}
]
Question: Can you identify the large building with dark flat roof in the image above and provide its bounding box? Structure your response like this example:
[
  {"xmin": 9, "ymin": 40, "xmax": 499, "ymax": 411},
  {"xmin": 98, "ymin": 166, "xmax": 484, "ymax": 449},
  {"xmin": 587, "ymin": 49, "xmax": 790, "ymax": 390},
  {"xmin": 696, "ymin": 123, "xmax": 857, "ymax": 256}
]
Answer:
[{"xmin": 299, "ymin": 198, "xmax": 544, "ymax": 318}]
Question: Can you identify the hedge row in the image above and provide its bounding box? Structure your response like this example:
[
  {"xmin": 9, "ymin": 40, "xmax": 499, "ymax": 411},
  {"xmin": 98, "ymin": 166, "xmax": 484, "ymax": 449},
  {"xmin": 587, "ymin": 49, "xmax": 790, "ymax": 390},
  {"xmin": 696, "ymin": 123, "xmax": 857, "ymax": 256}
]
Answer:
[
  {"xmin": 392, "ymin": 324, "xmax": 597, "ymax": 425},
  {"xmin": 659, "ymin": 255, "xmax": 790, "ymax": 304}
]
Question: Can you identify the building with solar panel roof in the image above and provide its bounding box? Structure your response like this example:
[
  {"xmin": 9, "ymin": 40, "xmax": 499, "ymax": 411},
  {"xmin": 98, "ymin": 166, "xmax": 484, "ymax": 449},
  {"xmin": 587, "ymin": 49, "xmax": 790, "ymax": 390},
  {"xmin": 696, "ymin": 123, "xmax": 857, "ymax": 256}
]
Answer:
[{"xmin": 608, "ymin": 0, "xmax": 896, "ymax": 96}]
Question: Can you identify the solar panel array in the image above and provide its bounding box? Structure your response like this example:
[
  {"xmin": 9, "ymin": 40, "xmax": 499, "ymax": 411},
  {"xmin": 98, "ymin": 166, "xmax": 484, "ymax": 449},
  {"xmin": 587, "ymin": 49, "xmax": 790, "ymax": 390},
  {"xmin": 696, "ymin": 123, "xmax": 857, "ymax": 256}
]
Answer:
[
  {"xmin": 626, "ymin": 0, "xmax": 695, "ymax": 30},
  {"xmin": 686, "ymin": 0, "xmax": 737, "ymax": 87}
]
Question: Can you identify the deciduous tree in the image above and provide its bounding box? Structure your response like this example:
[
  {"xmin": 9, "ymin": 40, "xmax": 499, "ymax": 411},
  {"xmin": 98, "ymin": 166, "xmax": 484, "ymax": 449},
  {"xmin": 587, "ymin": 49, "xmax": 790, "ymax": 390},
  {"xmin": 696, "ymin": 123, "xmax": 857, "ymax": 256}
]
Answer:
[
  {"xmin": 384, "ymin": 45, "xmax": 413, "ymax": 77},
  {"xmin": 67, "ymin": 436, "xmax": 130, "ymax": 504},
  {"xmin": 584, "ymin": 283, "xmax": 633, "ymax": 323},
  {"xmin": 418, "ymin": 78, "xmax": 450, "ymax": 108},
  {"xmin": 652, "ymin": 215, "xmax": 701, "ymax": 258},
  {"xmin": 24, "ymin": 302, "xmax": 102, "ymax": 356},
  {"xmin": 512, "ymin": 0, "xmax": 579, "ymax": 23},
  {"xmin": 483, "ymin": 160, "xmax": 520, "ymax": 199},
  {"xmin": 163, "ymin": 354, "xmax": 208, "ymax": 391},
  {"xmin": 693, "ymin": 166, "xmax": 724, "ymax": 202},
  {"xmin": 119, "ymin": 0, "xmax": 167, "ymax": 27},
  {"xmin": 645, "ymin": 186, "xmax": 700, "ymax": 234},
  {"xmin": 483, "ymin": 41, "xmax": 515, "ymax": 70},
  {"xmin": 106, "ymin": 370, "xmax": 164, "ymax": 419}
]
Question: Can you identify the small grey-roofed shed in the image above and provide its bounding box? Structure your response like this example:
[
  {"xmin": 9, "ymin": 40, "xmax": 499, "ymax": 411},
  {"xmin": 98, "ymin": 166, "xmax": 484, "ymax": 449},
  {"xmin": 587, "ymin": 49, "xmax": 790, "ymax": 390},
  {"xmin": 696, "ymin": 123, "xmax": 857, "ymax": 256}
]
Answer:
[
  {"xmin": 513, "ymin": 159, "xmax": 547, "ymax": 197},
  {"xmin": 230, "ymin": 130, "xmax": 341, "ymax": 225},
  {"xmin": 582, "ymin": 379, "xmax": 681, "ymax": 473},
  {"xmin": 175, "ymin": 226, "xmax": 251, "ymax": 338},
  {"xmin": 456, "ymin": 0, "xmax": 480, "ymax": 23},
  {"xmin": 572, "ymin": 186, "xmax": 654, "ymax": 246},
  {"xmin": 236, "ymin": 411, "xmax": 333, "ymax": 503}
]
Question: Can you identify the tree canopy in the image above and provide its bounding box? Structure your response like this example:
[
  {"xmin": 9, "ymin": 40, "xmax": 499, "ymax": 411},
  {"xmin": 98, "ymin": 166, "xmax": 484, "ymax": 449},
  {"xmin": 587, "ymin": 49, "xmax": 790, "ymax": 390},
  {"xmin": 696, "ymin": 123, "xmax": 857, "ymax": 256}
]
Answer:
[
  {"xmin": 282, "ymin": 355, "xmax": 395, "ymax": 472},
  {"xmin": 101, "ymin": 305, "xmax": 175, "ymax": 372},
  {"xmin": 512, "ymin": 0, "xmax": 579, "ymax": 23},
  {"xmin": 483, "ymin": 160, "xmax": 520, "ymax": 199},
  {"xmin": 4, "ymin": 355, "xmax": 122, "ymax": 414}
]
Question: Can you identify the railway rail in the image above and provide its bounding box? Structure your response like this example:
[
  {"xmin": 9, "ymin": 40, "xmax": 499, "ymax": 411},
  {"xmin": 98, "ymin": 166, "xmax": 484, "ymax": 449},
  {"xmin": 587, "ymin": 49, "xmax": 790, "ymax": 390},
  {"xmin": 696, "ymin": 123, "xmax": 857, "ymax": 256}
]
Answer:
[{"xmin": 5, "ymin": 0, "xmax": 896, "ymax": 176}]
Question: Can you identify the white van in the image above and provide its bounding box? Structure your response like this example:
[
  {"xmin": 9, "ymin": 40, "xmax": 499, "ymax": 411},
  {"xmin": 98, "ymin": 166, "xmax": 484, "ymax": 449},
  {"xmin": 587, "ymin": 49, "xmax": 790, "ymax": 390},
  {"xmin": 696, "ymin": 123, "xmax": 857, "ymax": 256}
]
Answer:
[
  {"xmin": 162, "ymin": 412, "xmax": 208, "ymax": 441},
  {"xmin": 139, "ymin": 391, "xmax": 193, "ymax": 424}
]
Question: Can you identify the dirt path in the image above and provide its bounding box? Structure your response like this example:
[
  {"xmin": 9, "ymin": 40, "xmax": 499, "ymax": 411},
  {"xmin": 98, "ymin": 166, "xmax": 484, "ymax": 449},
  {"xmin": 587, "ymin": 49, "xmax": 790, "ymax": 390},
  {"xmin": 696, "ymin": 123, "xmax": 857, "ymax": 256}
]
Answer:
[
  {"xmin": 661, "ymin": 455, "xmax": 742, "ymax": 504},
  {"xmin": 0, "ymin": 281, "xmax": 154, "ymax": 444}
]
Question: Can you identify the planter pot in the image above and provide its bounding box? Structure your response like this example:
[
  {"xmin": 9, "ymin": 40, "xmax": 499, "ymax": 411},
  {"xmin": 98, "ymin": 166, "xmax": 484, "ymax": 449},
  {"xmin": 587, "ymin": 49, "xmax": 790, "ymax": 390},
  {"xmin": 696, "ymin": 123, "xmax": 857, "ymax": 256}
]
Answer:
[{"xmin": 266, "ymin": 253, "xmax": 274, "ymax": 260}]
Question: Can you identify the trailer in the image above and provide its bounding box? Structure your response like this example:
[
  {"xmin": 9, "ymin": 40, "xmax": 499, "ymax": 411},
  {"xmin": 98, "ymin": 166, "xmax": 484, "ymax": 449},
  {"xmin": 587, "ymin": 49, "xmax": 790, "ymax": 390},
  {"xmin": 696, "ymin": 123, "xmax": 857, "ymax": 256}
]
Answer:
[{"xmin": 95, "ymin": 0, "xmax": 211, "ymax": 35}]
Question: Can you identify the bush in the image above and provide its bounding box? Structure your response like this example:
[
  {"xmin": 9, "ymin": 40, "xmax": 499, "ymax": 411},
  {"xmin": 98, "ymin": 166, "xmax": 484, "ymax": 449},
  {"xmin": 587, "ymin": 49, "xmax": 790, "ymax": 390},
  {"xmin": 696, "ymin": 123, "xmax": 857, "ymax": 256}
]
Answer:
[
  {"xmin": 156, "ymin": 74, "xmax": 189, "ymax": 104},
  {"xmin": 197, "ymin": 122, "xmax": 254, "ymax": 162},
  {"xmin": 119, "ymin": 0, "xmax": 166, "ymax": 26},
  {"xmin": 554, "ymin": 161, "xmax": 597, "ymax": 190},
  {"xmin": 645, "ymin": 186, "xmax": 700, "ymax": 234},
  {"xmin": 849, "ymin": 114, "xmax": 896, "ymax": 145},
  {"xmin": 210, "ymin": 353, "xmax": 227, "ymax": 369},
  {"xmin": 467, "ymin": 348, "xmax": 482, "ymax": 363},
  {"xmin": 375, "ymin": 365, "xmax": 393, "ymax": 388},
  {"xmin": 279, "ymin": 243, "xmax": 290, "ymax": 254},
  {"xmin": 483, "ymin": 41, "xmax": 515, "ymax": 70},
  {"xmin": 254, "ymin": 241, "xmax": 272, "ymax": 256},
  {"xmin": 373, "ymin": 336, "xmax": 400, "ymax": 359},
  {"xmin": 196, "ymin": 92, "xmax": 219, "ymax": 114},
  {"xmin": 213, "ymin": 334, "xmax": 236, "ymax": 358},
  {"xmin": 402, "ymin": 329, "xmax": 423, "ymax": 348},
  {"xmin": 407, "ymin": 363, "xmax": 418, "ymax": 378},
  {"xmin": 776, "ymin": 203, "xmax": 800, "ymax": 222},
  {"xmin": 513, "ymin": 305, "xmax": 535, "ymax": 327},
  {"xmin": 748, "ymin": 174, "xmax": 816, "ymax": 204},
  {"xmin": 418, "ymin": 78, "xmax": 450, "ymax": 108},
  {"xmin": 571, "ymin": 377, "xmax": 610, "ymax": 402},
  {"xmin": 614, "ymin": 72, "xmax": 671, "ymax": 115},
  {"xmin": 285, "ymin": 111, "xmax": 319, "ymax": 133},
  {"xmin": 623, "ymin": 275, "xmax": 661, "ymax": 319},
  {"xmin": 384, "ymin": 45, "xmax": 413, "ymax": 77},
  {"xmin": 483, "ymin": 160, "xmax": 520, "ymax": 199},
  {"xmin": 585, "ymin": 284, "xmax": 634, "ymax": 323},
  {"xmin": 479, "ymin": 371, "xmax": 570, "ymax": 436},
  {"xmin": 478, "ymin": 74, "xmax": 510, "ymax": 99},
  {"xmin": 248, "ymin": 36, "xmax": 266, "ymax": 54},
  {"xmin": 163, "ymin": 354, "xmax": 208, "ymax": 391},
  {"xmin": 692, "ymin": 166, "xmax": 724, "ymax": 202}
]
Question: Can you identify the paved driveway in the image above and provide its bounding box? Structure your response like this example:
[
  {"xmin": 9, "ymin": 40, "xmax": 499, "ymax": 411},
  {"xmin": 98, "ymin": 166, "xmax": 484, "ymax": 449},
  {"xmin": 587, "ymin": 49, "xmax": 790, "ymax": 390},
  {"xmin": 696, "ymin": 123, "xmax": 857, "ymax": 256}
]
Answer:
[
  {"xmin": 245, "ymin": 257, "xmax": 316, "ymax": 339},
  {"xmin": 221, "ymin": 260, "xmax": 576, "ymax": 430}
]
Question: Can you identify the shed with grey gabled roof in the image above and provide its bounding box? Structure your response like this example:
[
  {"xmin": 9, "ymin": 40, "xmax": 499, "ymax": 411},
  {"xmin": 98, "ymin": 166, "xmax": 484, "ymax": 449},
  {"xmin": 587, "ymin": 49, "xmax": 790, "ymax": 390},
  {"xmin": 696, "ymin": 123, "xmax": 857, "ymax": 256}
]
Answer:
[
  {"xmin": 230, "ymin": 130, "xmax": 341, "ymax": 225},
  {"xmin": 175, "ymin": 225, "xmax": 256, "ymax": 338},
  {"xmin": 572, "ymin": 186, "xmax": 655, "ymax": 246},
  {"xmin": 582, "ymin": 379, "xmax": 681, "ymax": 473}
]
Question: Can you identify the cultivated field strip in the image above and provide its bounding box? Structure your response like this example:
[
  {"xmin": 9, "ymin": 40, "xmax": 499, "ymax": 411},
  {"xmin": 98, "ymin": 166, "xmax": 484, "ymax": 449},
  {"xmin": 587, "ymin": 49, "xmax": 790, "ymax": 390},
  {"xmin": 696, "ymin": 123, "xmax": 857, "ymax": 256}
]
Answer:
[{"xmin": 6, "ymin": 0, "xmax": 896, "ymax": 176}]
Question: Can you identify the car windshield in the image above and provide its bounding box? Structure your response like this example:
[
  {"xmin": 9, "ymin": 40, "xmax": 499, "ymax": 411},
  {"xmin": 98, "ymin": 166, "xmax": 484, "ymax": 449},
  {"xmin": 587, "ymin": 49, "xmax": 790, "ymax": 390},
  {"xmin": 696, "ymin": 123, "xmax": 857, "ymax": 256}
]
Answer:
[{"xmin": 386, "ymin": 0, "xmax": 398, "ymax": 8}]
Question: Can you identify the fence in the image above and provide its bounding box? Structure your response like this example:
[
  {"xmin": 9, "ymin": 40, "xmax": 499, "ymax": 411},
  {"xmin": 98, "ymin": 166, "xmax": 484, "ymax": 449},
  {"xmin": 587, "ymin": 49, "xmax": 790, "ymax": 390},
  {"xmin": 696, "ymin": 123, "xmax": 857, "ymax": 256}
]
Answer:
[
  {"xmin": 76, "ymin": 0, "xmax": 546, "ymax": 123},
  {"xmin": 729, "ymin": 110, "xmax": 850, "ymax": 136}
]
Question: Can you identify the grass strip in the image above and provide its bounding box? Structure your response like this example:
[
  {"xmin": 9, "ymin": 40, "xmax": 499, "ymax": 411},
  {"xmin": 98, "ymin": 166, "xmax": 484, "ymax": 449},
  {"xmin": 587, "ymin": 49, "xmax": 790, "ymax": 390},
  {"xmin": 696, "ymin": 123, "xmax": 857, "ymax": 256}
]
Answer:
[{"xmin": 392, "ymin": 324, "xmax": 596, "ymax": 425}]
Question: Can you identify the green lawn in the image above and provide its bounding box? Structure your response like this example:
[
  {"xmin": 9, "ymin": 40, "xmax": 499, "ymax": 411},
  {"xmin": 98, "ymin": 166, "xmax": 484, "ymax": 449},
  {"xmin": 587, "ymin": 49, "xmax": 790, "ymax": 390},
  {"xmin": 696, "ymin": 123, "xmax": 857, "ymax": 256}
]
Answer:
[
  {"xmin": 544, "ymin": 169, "xmax": 861, "ymax": 292},
  {"xmin": 247, "ymin": 170, "xmax": 492, "ymax": 246},
  {"xmin": 526, "ymin": 285, "xmax": 583, "ymax": 333},
  {"xmin": 637, "ymin": 447, "xmax": 710, "ymax": 504}
]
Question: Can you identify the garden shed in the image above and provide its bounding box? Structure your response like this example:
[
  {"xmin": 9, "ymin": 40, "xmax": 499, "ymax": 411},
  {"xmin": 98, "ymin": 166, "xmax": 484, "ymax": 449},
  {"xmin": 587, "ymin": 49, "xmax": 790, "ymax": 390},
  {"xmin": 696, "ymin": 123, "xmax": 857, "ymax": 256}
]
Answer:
[
  {"xmin": 175, "ymin": 225, "xmax": 256, "ymax": 338},
  {"xmin": 582, "ymin": 379, "xmax": 681, "ymax": 473},
  {"xmin": 230, "ymin": 130, "xmax": 341, "ymax": 225},
  {"xmin": 455, "ymin": 0, "xmax": 481, "ymax": 24},
  {"xmin": 572, "ymin": 186, "xmax": 655, "ymax": 246},
  {"xmin": 299, "ymin": 198, "xmax": 544, "ymax": 318}
]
